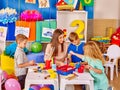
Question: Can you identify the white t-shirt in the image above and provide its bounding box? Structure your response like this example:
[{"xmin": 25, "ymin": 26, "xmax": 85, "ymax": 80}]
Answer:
[{"xmin": 14, "ymin": 47, "xmax": 28, "ymax": 76}]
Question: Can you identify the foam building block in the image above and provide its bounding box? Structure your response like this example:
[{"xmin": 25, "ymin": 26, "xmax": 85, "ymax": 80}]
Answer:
[
  {"xmin": 36, "ymin": 20, "xmax": 56, "ymax": 42},
  {"xmin": 16, "ymin": 20, "xmax": 36, "ymax": 41},
  {"xmin": 0, "ymin": 22, "xmax": 15, "ymax": 40},
  {"xmin": 27, "ymin": 51, "xmax": 45, "ymax": 63},
  {"xmin": 84, "ymin": 6, "xmax": 94, "ymax": 19},
  {"xmin": 1, "ymin": 53, "xmax": 14, "ymax": 74}
]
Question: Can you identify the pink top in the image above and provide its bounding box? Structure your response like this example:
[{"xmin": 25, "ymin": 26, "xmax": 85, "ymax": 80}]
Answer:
[{"xmin": 44, "ymin": 42, "xmax": 69, "ymax": 65}]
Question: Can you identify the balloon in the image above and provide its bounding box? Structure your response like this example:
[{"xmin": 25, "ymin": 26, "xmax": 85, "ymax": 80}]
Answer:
[
  {"xmin": 30, "ymin": 85, "xmax": 40, "ymax": 90},
  {"xmin": 31, "ymin": 42, "xmax": 42, "ymax": 53},
  {"xmin": 5, "ymin": 78, "xmax": 21, "ymax": 90}
]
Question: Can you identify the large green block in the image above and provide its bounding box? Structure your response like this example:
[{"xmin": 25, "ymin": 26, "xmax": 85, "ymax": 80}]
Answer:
[{"xmin": 36, "ymin": 20, "xmax": 56, "ymax": 42}]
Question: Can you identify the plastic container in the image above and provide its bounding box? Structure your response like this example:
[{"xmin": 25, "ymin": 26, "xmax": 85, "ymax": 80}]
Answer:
[
  {"xmin": 78, "ymin": 65, "xmax": 84, "ymax": 73},
  {"xmin": 57, "ymin": 65, "xmax": 75, "ymax": 75},
  {"xmin": 45, "ymin": 60, "xmax": 51, "ymax": 69}
]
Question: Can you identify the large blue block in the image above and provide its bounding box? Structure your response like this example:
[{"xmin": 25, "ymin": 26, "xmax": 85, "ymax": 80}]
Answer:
[
  {"xmin": 27, "ymin": 52, "xmax": 45, "ymax": 63},
  {"xmin": 84, "ymin": 6, "xmax": 94, "ymax": 19},
  {"xmin": 0, "ymin": 22, "xmax": 15, "ymax": 40}
]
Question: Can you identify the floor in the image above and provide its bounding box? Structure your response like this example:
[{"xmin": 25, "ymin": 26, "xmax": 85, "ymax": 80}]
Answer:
[{"xmin": 107, "ymin": 71, "xmax": 120, "ymax": 90}]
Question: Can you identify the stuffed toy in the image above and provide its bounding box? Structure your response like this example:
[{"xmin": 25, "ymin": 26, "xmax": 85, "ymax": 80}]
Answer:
[{"xmin": 111, "ymin": 27, "xmax": 120, "ymax": 46}]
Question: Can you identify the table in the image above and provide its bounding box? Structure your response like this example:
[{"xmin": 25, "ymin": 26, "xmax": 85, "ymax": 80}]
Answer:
[
  {"xmin": 25, "ymin": 66, "xmax": 59, "ymax": 90},
  {"xmin": 60, "ymin": 72, "xmax": 94, "ymax": 90}
]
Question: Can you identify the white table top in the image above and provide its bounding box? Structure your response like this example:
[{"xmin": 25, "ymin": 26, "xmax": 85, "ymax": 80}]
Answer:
[
  {"xmin": 26, "ymin": 65, "xmax": 58, "ymax": 82},
  {"xmin": 25, "ymin": 65, "xmax": 59, "ymax": 90}
]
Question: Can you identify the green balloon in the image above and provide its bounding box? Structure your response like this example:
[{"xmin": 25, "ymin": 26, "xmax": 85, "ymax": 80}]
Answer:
[{"xmin": 31, "ymin": 42, "xmax": 42, "ymax": 53}]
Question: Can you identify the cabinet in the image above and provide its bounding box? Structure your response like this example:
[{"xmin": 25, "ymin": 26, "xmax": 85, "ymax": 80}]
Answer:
[{"xmin": 57, "ymin": 11, "xmax": 88, "ymax": 42}]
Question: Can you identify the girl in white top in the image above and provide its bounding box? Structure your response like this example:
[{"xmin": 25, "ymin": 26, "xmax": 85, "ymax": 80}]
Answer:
[{"xmin": 44, "ymin": 29, "xmax": 68, "ymax": 66}]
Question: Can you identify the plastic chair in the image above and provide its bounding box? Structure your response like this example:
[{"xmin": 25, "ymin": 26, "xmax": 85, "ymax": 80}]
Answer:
[
  {"xmin": 0, "ymin": 70, "xmax": 2, "ymax": 90},
  {"xmin": 0, "ymin": 70, "xmax": 6, "ymax": 90},
  {"xmin": 104, "ymin": 45, "xmax": 120, "ymax": 80}
]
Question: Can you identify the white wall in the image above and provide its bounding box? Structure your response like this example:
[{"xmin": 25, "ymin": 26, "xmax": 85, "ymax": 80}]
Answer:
[{"xmin": 94, "ymin": 0, "xmax": 120, "ymax": 19}]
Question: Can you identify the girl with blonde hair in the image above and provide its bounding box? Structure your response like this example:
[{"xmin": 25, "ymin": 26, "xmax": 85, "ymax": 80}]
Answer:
[{"xmin": 70, "ymin": 41, "xmax": 108, "ymax": 90}]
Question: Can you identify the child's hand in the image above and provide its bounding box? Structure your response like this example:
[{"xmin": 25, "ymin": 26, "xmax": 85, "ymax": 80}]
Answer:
[
  {"xmin": 69, "ymin": 51, "xmax": 75, "ymax": 55},
  {"xmin": 29, "ymin": 60, "xmax": 35, "ymax": 66},
  {"xmin": 81, "ymin": 62, "xmax": 88, "ymax": 65},
  {"xmin": 85, "ymin": 65, "xmax": 93, "ymax": 70}
]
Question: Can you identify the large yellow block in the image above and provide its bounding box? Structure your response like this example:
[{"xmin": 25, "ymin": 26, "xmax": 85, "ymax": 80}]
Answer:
[{"xmin": 1, "ymin": 53, "xmax": 14, "ymax": 74}]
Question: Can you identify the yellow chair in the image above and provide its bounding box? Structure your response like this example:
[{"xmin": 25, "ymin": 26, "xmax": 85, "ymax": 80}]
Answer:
[{"xmin": 1, "ymin": 53, "xmax": 14, "ymax": 74}]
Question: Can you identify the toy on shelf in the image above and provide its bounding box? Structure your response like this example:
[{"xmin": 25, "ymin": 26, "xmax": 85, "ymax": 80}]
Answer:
[
  {"xmin": 56, "ymin": 0, "xmax": 74, "ymax": 11},
  {"xmin": 111, "ymin": 27, "xmax": 120, "ymax": 46},
  {"xmin": 0, "ymin": 7, "xmax": 18, "ymax": 24},
  {"xmin": 57, "ymin": 65, "xmax": 75, "ymax": 75},
  {"xmin": 91, "ymin": 36, "xmax": 110, "ymax": 44}
]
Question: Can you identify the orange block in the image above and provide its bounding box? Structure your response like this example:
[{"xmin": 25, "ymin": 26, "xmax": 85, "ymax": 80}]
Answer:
[{"xmin": 16, "ymin": 20, "xmax": 36, "ymax": 41}]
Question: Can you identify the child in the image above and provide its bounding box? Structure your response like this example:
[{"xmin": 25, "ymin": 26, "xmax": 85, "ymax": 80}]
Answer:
[
  {"xmin": 14, "ymin": 34, "xmax": 35, "ymax": 89},
  {"xmin": 68, "ymin": 32, "xmax": 86, "ymax": 90},
  {"xmin": 70, "ymin": 41, "xmax": 108, "ymax": 90},
  {"xmin": 68, "ymin": 32, "xmax": 85, "ymax": 63}
]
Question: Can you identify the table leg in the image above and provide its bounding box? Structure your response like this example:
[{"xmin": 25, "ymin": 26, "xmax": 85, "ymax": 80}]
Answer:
[
  {"xmin": 25, "ymin": 82, "xmax": 30, "ymax": 90},
  {"xmin": 90, "ymin": 80, "xmax": 94, "ymax": 90},
  {"xmin": 60, "ymin": 82, "xmax": 65, "ymax": 90},
  {"xmin": 86, "ymin": 85, "xmax": 89, "ymax": 90}
]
